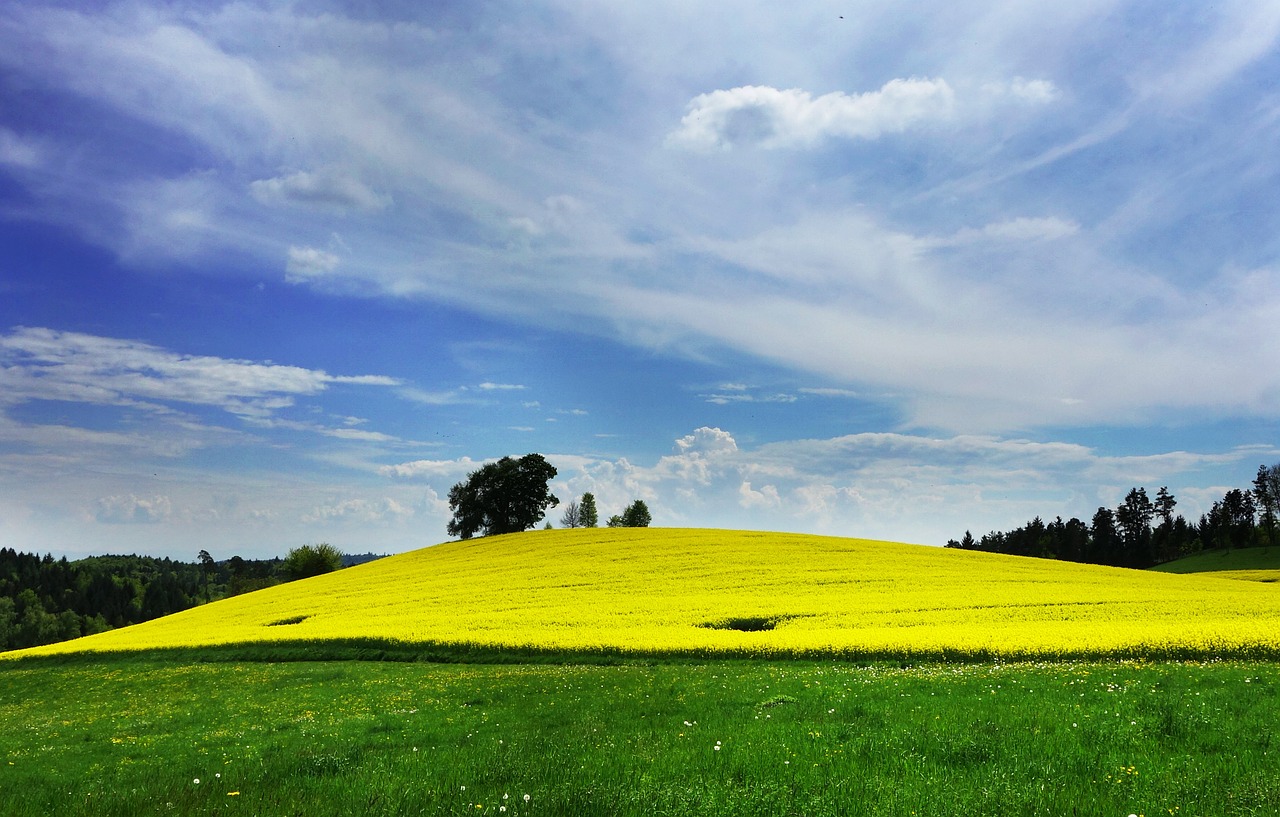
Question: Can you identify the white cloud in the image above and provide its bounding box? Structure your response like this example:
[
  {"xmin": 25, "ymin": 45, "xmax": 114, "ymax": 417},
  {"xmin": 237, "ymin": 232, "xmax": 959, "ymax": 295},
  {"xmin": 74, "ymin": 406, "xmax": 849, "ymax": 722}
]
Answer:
[
  {"xmin": 0, "ymin": 327, "xmax": 399, "ymax": 419},
  {"xmin": 701, "ymin": 388, "xmax": 797, "ymax": 405},
  {"xmin": 301, "ymin": 497, "xmax": 414, "ymax": 525},
  {"xmin": 251, "ymin": 169, "xmax": 389, "ymax": 212},
  {"xmin": 738, "ymin": 481, "xmax": 781, "ymax": 509},
  {"xmin": 379, "ymin": 457, "xmax": 485, "ymax": 480},
  {"xmin": 937, "ymin": 216, "xmax": 1080, "ymax": 246},
  {"xmin": 92, "ymin": 494, "xmax": 172, "ymax": 525},
  {"xmin": 286, "ymin": 246, "xmax": 341, "ymax": 282},
  {"xmin": 666, "ymin": 78, "xmax": 957, "ymax": 151},
  {"xmin": 982, "ymin": 77, "xmax": 1059, "ymax": 104},
  {"xmin": 674, "ymin": 427, "xmax": 739, "ymax": 457}
]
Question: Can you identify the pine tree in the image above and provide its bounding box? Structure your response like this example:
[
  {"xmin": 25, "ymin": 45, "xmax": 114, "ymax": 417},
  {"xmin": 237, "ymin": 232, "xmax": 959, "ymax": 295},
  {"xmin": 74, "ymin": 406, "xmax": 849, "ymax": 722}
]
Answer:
[{"xmin": 579, "ymin": 493, "xmax": 599, "ymax": 528}]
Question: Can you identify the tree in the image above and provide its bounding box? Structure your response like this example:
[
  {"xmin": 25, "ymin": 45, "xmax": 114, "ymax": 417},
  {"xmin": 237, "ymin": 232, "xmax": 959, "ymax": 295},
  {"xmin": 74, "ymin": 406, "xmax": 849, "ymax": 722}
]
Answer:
[
  {"xmin": 1090, "ymin": 507, "xmax": 1122, "ymax": 566},
  {"xmin": 1115, "ymin": 488, "xmax": 1155, "ymax": 567},
  {"xmin": 1154, "ymin": 487, "xmax": 1177, "ymax": 528},
  {"xmin": 617, "ymin": 500, "xmax": 652, "ymax": 528},
  {"xmin": 447, "ymin": 454, "xmax": 559, "ymax": 540},
  {"xmin": 579, "ymin": 493, "xmax": 599, "ymax": 528},
  {"xmin": 197, "ymin": 549, "xmax": 215, "ymax": 599},
  {"xmin": 1253, "ymin": 464, "xmax": 1280, "ymax": 546},
  {"xmin": 1208, "ymin": 489, "xmax": 1256, "ymax": 550},
  {"xmin": 282, "ymin": 543, "xmax": 344, "ymax": 581},
  {"xmin": 559, "ymin": 499, "xmax": 582, "ymax": 529}
]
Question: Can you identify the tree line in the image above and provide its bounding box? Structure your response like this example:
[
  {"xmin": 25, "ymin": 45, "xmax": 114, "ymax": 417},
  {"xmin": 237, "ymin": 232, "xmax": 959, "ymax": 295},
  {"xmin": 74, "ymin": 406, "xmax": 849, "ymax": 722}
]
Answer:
[
  {"xmin": 946, "ymin": 463, "xmax": 1280, "ymax": 568},
  {"xmin": 0, "ymin": 543, "xmax": 353, "ymax": 652}
]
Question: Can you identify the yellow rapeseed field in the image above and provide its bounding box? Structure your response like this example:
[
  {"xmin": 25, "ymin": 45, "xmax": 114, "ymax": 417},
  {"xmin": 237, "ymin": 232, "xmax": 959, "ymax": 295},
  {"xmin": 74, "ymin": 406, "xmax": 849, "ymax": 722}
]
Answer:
[{"xmin": 8, "ymin": 528, "xmax": 1280, "ymax": 661}]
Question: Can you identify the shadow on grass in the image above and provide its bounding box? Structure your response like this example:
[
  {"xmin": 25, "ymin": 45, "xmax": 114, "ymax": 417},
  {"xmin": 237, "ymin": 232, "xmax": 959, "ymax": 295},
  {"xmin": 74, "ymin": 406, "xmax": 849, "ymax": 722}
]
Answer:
[{"xmin": 7, "ymin": 635, "xmax": 1280, "ymax": 668}]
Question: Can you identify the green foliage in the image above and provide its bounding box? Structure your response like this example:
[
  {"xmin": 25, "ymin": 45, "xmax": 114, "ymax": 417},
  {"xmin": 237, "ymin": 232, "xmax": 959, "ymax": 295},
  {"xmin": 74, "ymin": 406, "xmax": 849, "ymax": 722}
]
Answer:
[
  {"xmin": 607, "ymin": 499, "xmax": 651, "ymax": 528},
  {"xmin": 1, "ymin": 656, "xmax": 1278, "ymax": 816},
  {"xmin": 446, "ymin": 454, "xmax": 559, "ymax": 539},
  {"xmin": 282, "ymin": 543, "xmax": 345, "ymax": 581},
  {"xmin": 0, "ymin": 548, "xmax": 292, "ymax": 652},
  {"xmin": 622, "ymin": 499, "xmax": 651, "ymax": 527},
  {"xmin": 579, "ymin": 492, "xmax": 598, "ymax": 528}
]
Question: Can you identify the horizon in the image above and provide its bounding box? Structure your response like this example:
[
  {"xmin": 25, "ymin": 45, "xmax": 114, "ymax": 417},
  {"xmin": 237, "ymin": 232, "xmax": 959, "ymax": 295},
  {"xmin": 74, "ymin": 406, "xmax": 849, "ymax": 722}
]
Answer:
[{"xmin": 1, "ymin": 2, "xmax": 1277, "ymax": 560}]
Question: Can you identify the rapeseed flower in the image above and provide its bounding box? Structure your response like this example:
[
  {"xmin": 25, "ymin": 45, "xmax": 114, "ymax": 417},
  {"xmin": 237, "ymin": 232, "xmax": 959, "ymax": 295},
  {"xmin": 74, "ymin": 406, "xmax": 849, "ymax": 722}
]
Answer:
[{"xmin": 9, "ymin": 528, "xmax": 1280, "ymax": 662}]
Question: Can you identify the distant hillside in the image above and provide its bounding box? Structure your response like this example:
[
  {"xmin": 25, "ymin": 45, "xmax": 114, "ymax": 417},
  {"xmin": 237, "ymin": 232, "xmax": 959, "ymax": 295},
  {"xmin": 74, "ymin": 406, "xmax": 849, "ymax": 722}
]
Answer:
[
  {"xmin": 1149, "ymin": 547, "xmax": 1280, "ymax": 582},
  {"xmin": 7, "ymin": 528, "xmax": 1280, "ymax": 662}
]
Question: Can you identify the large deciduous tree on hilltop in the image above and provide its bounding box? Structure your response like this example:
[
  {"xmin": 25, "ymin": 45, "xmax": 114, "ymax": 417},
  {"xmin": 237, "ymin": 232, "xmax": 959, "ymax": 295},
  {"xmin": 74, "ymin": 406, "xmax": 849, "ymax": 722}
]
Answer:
[{"xmin": 447, "ymin": 454, "xmax": 559, "ymax": 539}]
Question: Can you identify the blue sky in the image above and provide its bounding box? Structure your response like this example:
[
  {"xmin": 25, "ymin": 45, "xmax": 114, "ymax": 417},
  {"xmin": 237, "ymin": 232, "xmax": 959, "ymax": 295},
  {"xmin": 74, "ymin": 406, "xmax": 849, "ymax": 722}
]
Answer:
[{"xmin": 1, "ymin": 1, "xmax": 1278, "ymax": 559}]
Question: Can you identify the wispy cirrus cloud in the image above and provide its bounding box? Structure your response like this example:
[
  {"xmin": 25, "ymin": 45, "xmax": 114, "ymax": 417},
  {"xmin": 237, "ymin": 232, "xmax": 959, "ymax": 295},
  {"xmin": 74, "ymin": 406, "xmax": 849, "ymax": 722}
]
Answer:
[{"xmin": 251, "ymin": 168, "xmax": 390, "ymax": 212}]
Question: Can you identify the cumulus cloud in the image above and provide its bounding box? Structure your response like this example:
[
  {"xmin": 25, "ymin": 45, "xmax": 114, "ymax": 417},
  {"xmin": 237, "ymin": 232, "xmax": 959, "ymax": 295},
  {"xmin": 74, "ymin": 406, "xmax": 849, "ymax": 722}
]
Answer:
[
  {"xmin": 93, "ymin": 494, "xmax": 172, "ymax": 524},
  {"xmin": 380, "ymin": 457, "xmax": 485, "ymax": 480},
  {"xmin": 666, "ymin": 78, "xmax": 957, "ymax": 150},
  {"xmin": 301, "ymin": 497, "xmax": 414, "ymax": 524},
  {"xmin": 550, "ymin": 428, "xmax": 1275, "ymax": 546},
  {"xmin": 738, "ymin": 481, "xmax": 781, "ymax": 509},
  {"xmin": 674, "ymin": 427, "xmax": 739, "ymax": 456}
]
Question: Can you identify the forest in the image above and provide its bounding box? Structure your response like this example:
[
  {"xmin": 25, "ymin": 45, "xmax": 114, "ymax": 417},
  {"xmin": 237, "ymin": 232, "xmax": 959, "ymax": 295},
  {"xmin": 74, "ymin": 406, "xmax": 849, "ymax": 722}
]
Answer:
[
  {"xmin": 946, "ymin": 463, "xmax": 1280, "ymax": 568},
  {"xmin": 0, "ymin": 547, "xmax": 383, "ymax": 652}
]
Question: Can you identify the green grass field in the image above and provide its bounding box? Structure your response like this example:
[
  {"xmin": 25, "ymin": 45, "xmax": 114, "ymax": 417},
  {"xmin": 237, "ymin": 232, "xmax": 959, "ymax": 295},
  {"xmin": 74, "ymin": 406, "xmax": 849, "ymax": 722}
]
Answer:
[
  {"xmin": 1151, "ymin": 547, "xmax": 1280, "ymax": 582},
  {"xmin": 2, "ymin": 655, "xmax": 1278, "ymax": 816}
]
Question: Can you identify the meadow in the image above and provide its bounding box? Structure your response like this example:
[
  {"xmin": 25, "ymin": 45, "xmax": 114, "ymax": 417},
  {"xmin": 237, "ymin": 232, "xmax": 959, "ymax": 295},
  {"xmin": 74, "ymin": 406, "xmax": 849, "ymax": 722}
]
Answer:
[
  {"xmin": 2, "ymin": 655, "xmax": 1277, "ymax": 816},
  {"xmin": 1149, "ymin": 546, "xmax": 1280, "ymax": 584},
  {"xmin": 4, "ymin": 529, "xmax": 1280, "ymax": 816}
]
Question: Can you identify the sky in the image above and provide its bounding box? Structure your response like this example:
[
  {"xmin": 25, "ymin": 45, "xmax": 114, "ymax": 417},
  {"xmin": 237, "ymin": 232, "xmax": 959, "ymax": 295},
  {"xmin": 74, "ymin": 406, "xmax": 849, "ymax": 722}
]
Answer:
[{"xmin": 1, "ymin": 0, "xmax": 1278, "ymax": 560}]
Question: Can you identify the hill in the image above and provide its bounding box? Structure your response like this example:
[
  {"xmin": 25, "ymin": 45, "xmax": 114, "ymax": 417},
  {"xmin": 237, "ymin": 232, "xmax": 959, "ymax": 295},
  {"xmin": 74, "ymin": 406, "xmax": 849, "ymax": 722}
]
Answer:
[
  {"xmin": 1149, "ymin": 546, "xmax": 1280, "ymax": 583},
  {"xmin": 7, "ymin": 528, "xmax": 1280, "ymax": 662}
]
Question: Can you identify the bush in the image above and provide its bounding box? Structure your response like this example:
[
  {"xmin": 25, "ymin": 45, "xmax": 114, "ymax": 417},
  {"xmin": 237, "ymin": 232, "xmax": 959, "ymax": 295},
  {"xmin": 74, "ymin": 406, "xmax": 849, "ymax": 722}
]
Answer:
[{"xmin": 282, "ymin": 543, "xmax": 345, "ymax": 581}]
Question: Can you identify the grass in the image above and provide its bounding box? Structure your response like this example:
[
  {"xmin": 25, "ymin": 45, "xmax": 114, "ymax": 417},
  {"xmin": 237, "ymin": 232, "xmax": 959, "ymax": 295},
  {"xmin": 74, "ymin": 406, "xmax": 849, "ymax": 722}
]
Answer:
[
  {"xmin": 2, "ymin": 654, "xmax": 1278, "ymax": 816},
  {"xmin": 9, "ymin": 529, "xmax": 1280, "ymax": 662},
  {"xmin": 1152, "ymin": 547, "xmax": 1280, "ymax": 582}
]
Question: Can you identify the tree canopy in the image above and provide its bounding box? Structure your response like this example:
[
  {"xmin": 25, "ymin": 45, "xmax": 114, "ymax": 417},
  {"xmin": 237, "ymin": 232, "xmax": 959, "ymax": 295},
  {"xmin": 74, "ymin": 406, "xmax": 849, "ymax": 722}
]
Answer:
[
  {"xmin": 607, "ymin": 499, "xmax": 651, "ymax": 528},
  {"xmin": 447, "ymin": 454, "xmax": 559, "ymax": 539},
  {"xmin": 282, "ymin": 543, "xmax": 345, "ymax": 580}
]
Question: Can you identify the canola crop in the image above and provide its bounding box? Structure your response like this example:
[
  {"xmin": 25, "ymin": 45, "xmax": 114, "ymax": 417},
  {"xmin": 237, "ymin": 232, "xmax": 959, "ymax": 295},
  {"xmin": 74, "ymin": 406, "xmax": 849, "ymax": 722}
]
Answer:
[{"xmin": 8, "ymin": 528, "xmax": 1280, "ymax": 661}]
